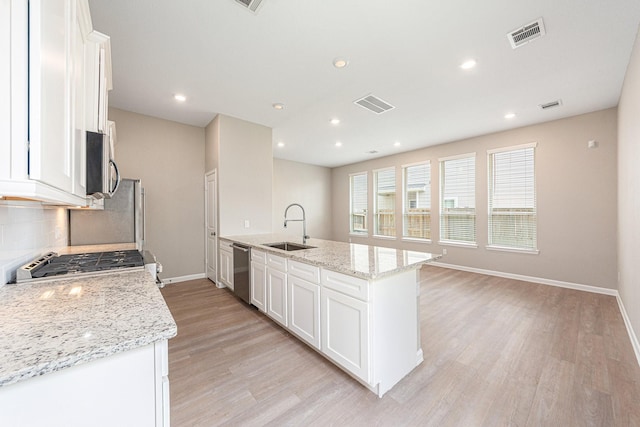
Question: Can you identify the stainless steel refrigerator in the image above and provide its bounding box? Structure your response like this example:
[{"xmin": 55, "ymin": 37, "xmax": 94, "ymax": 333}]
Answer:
[{"xmin": 69, "ymin": 178, "xmax": 145, "ymax": 250}]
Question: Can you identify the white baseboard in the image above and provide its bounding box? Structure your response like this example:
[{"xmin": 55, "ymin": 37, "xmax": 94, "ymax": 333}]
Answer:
[
  {"xmin": 161, "ymin": 273, "xmax": 206, "ymax": 285},
  {"xmin": 431, "ymin": 261, "xmax": 618, "ymax": 296},
  {"xmin": 616, "ymin": 294, "xmax": 640, "ymax": 367},
  {"xmin": 430, "ymin": 261, "xmax": 640, "ymax": 368}
]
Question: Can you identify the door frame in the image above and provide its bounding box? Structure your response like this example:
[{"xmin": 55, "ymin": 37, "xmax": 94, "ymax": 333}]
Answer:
[{"xmin": 205, "ymin": 169, "xmax": 218, "ymax": 285}]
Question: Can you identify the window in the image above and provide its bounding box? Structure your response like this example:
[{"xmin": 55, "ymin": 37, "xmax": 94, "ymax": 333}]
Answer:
[
  {"xmin": 349, "ymin": 172, "xmax": 368, "ymax": 234},
  {"xmin": 439, "ymin": 154, "xmax": 476, "ymax": 245},
  {"xmin": 374, "ymin": 168, "xmax": 396, "ymax": 237},
  {"xmin": 488, "ymin": 143, "xmax": 537, "ymax": 251},
  {"xmin": 403, "ymin": 162, "xmax": 431, "ymax": 239}
]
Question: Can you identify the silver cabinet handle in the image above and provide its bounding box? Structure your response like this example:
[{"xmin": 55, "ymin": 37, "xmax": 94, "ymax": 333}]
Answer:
[
  {"xmin": 109, "ymin": 159, "xmax": 121, "ymax": 195},
  {"xmin": 231, "ymin": 244, "xmax": 249, "ymax": 252}
]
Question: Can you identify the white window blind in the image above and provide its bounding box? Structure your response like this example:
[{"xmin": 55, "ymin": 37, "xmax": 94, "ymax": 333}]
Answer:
[
  {"xmin": 350, "ymin": 173, "xmax": 368, "ymax": 234},
  {"xmin": 440, "ymin": 154, "xmax": 476, "ymax": 244},
  {"xmin": 488, "ymin": 144, "xmax": 537, "ymax": 250},
  {"xmin": 403, "ymin": 162, "xmax": 431, "ymax": 239},
  {"xmin": 374, "ymin": 168, "xmax": 396, "ymax": 237}
]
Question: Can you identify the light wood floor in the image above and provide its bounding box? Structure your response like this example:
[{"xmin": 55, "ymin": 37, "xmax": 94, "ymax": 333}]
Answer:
[{"xmin": 160, "ymin": 266, "xmax": 640, "ymax": 426}]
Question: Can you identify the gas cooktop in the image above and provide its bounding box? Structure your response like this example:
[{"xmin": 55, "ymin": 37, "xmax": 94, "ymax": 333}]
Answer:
[{"xmin": 17, "ymin": 250, "xmax": 145, "ymax": 283}]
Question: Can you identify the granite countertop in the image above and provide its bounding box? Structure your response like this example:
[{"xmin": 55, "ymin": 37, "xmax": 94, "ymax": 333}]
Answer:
[
  {"xmin": 0, "ymin": 270, "xmax": 177, "ymax": 387},
  {"xmin": 221, "ymin": 234, "xmax": 441, "ymax": 280}
]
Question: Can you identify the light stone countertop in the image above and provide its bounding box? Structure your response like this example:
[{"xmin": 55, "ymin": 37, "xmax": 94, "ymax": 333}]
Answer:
[
  {"xmin": 0, "ymin": 269, "xmax": 177, "ymax": 387},
  {"xmin": 221, "ymin": 234, "xmax": 442, "ymax": 280}
]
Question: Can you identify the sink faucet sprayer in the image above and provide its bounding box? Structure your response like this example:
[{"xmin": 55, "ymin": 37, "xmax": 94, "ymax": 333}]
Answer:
[{"xmin": 283, "ymin": 203, "xmax": 309, "ymax": 244}]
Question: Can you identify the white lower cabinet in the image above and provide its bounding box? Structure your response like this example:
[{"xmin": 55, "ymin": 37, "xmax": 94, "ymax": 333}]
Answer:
[
  {"xmin": 250, "ymin": 250, "xmax": 267, "ymax": 312},
  {"xmin": 266, "ymin": 267, "xmax": 287, "ymax": 327},
  {"xmin": 320, "ymin": 287, "xmax": 370, "ymax": 382},
  {"xmin": 0, "ymin": 340, "xmax": 170, "ymax": 427},
  {"xmin": 218, "ymin": 241, "xmax": 233, "ymax": 290},
  {"xmin": 288, "ymin": 275, "xmax": 320, "ymax": 350},
  {"xmin": 241, "ymin": 244, "xmax": 421, "ymax": 397}
]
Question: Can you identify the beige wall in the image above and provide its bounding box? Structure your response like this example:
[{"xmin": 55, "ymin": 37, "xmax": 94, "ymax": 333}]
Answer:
[
  {"xmin": 272, "ymin": 159, "xmax": 332, "ymax": 240},
  {"xmin": 109, "ymin": 108, "xmax": 205, "ymax": 280},
  {"xmin": 204, "ymin": 114, "xmax": 219, "ymax": 173},
  {"xmin": 205, "ymin": 114, "xmax": 273, "ymax": 236},
  {"xmin": 618, "ymin": 25, "xmax": 640, "ymax": 348},
  {"xmin": 332, "ymin": 108, "xmax": 618, "ymax": 289}
]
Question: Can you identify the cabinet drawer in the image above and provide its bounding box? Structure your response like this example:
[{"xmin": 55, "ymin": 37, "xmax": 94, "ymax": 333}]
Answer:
[
  {"xmin": 251, "ymin": 249, "xmax": 266, "ymax": 264},
  {"xmin": 219, "ymin": 240, "xmax": 233, "ymax": 251},
  {"xmin": 267, "ymin": 253, "xmax": 287, "ymax": 271},
  {"xmin": 321, "ymin": 269, "xmax": 369, "ymax": 301},
  {"xmin": 289, "ymin": 260, "xmax": 320, "ymax": 283}
]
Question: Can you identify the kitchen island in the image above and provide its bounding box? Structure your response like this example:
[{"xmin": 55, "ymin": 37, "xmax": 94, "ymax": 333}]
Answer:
[
  {"xmin": 220, "ymin": 234, "xmax": 441, "ymax": 397},
  {"xmin": 0, "ymin": 269, "xmax": 176, "ymax": 426}
]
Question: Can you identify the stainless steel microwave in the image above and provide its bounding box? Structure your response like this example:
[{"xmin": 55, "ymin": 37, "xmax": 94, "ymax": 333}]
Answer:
[{"xmin": 86, "ymin": 130, "xmax": 120, "ymax": 198}]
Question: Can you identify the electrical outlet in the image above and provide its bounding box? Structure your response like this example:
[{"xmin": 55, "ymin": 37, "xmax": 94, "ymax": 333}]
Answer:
[
  {"xmin": 244, "ymin": 220, "xmax": 250, "ymax": 228},
  {"xmin": 442, "ymin": 248, "xmax": 447, "ymax": 255}
]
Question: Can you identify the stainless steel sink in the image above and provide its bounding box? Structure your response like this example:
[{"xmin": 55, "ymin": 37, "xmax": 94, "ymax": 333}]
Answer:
[{"xmin": 262, "ymin": 242, "xmax": 316, "ymax": 251}]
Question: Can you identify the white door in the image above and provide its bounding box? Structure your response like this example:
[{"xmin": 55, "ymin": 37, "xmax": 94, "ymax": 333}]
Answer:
[{"xmin": 205, "ymin": 171, "xmax": 217, "ymax": 283}]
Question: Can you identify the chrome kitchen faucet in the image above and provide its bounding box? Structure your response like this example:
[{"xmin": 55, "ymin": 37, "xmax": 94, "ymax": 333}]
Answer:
[{"xmin": 284, "ymin": 203, "xmax": 309, "ymax": 244}]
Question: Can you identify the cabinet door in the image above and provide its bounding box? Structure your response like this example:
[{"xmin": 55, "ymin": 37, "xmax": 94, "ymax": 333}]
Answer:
[
  {"xmin": 266, "ymin": 267, "xmax": 287, "ymax": 327},
  {"xmin": 321, "ymin": 287, "xmax": 370, "ymax": 383},
  {"xmin": 28, "ymin": 0, "xmax": 73, "ymax": 192},
  {"xmin": 219, "ymin": 249, "xmax": 233, "ymax": 290},
  {"xmin": 288, "ymin": 275, "xmax": 320, "ymax": 350},
  {"xmin": 71, "ymin": 0, "xmax": 89, "ymax": 197},
  {"xmin": 0, "ymin": 0, "xmax": 9, "ymax": 180},
  {"xmin": 251, "ymin": 261, "xmax": 267, "ymax": 312}
]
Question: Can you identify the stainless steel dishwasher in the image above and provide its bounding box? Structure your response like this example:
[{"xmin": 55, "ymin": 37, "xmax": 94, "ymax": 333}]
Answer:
[{"xmin": 231, "ymin": 243, "xmax": 251, "ymax": 304}]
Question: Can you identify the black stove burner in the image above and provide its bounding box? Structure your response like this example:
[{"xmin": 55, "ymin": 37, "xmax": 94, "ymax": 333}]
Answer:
[{"xmin": 32, "ymin": 250, "xmax": 144, "ymax": 278}]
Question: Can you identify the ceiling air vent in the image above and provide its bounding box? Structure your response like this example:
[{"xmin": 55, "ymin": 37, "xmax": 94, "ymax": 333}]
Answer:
[
  {"xmin": 234, "ymin": 0, "xmax": 264, "ymax": 13},
  {"xmin": 507, "ymin": 18, "xmax": 546, "ymax": 49},
  {"xmin": 539, "ymin": 99, "xmax": 563, "ymax": 110},
  {"xmin": 354, "ymin": 94, "xmax": 395, "ymax": 114}
]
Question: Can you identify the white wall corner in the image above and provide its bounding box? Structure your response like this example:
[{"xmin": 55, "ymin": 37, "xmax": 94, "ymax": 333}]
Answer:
[{"xmin": 616, "ymin": 294, "xmax": 640, "ymax": 368}]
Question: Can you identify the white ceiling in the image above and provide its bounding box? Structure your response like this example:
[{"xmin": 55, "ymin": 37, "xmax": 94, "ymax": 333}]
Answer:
[{"xmin": 88, "ymin": 0, "xmax": 640, "ymax": 168}]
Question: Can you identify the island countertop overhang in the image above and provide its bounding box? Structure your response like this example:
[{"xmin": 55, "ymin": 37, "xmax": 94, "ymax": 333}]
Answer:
[{"xmin": 220, "ymin": 234, "xmax": 441, "ymax": 280}]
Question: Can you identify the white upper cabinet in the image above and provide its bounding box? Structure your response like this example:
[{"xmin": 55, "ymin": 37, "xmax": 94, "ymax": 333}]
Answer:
[
  {"xmin": 85, "ymin": 31, "xmax": 112, "ymax": 134},
  {"xmin": 0, "ymin": 0, "xmax": 110, "ymax": 206},
  {"xmin": 0, "ymin": 0, "xmax": 11, "ymax": 182},
  {"xmin": 30, "ymin": 0, "xmax": 78, "ymax": 194}
]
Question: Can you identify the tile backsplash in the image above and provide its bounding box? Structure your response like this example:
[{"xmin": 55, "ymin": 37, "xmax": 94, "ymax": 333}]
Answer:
[{"xmin": 0, "ymin": 203, "xmax": 68, "ymax": 285}]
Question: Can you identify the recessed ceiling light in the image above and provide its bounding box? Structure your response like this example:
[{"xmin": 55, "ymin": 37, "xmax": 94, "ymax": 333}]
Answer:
[
  {"xmin": 277, "ymin": 142, "xmax": 285, "ymax": 148},
  {"xmin": 460, "ymin": 59, "xmax": 477, "ymax": 70},
  {"xmin": 272, "ymin": 103, "xmax": 284, "ymax": 110},
  {"xmin": 504, "ymin": 112, "xmax": 516, "ymax": 119},
  {"xmin": 335, "ymin": 141, "xmax": 342, "ymax": 147},
  {"xmin": 174, "ymin": 94, "xmax": 186, "ymax": 102},
  {"xmin": 330, "ymin": 118, "xmax": 340, "ymax": 125},
  {"xmin": 333, "ymin": 58, "xmax": 349, "ymax": 68},
  {"xmin": 394, "ymin": 141, "xmax": 401, "ymax": 147}
]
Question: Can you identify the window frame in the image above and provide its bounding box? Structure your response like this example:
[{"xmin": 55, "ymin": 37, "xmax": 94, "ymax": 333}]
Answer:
[
  {"xmin": 349, "ymin": 171, "xmax": 368, "ymax": 236},
  {"xmin": 438, "ymin": 153, "xmax": 477, "ymax": 247},
  {"xmin": 402, "ymin": 161, "xmax": 431, "ymax": 242},
  {"xmin": 486, "ymin": 143, "xmax": 539, "ymax": 254},
  {"xmin": 373, "ymin": 167, "xmax": 397, "ymax": 239}
]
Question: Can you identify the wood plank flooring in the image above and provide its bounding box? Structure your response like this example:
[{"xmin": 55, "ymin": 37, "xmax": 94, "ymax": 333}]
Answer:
[{"xmin": 160, "ymin": 266, "xmax": 640, "ymax": 426}]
